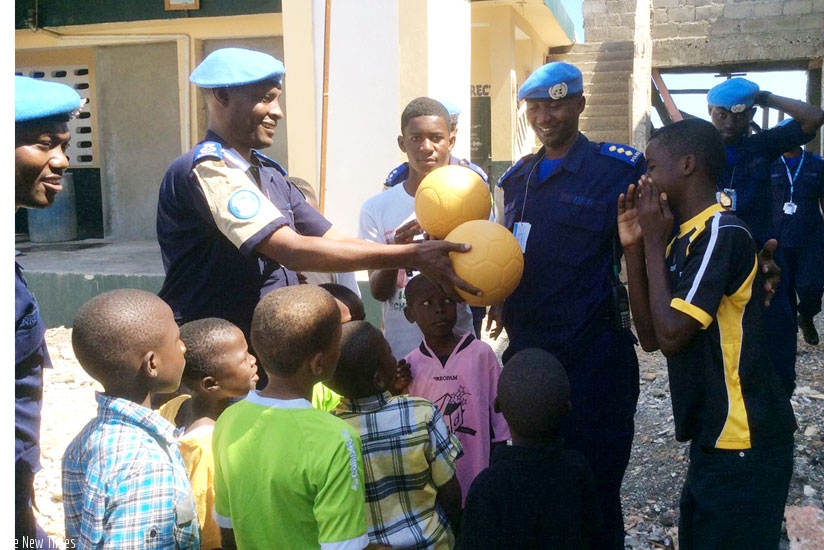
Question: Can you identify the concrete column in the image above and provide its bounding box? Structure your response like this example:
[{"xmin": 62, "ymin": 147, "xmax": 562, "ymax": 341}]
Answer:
[
  {"xmin": 282, "ymin": 0, "xmax": 320, "ymax": 191},
  {"xmin": 488, "ymin": 7, "xmax": 517, "ymax": 182},
  {"xmin": 630, "ymin": 0, "xmax": 651, "ymax": 150}
]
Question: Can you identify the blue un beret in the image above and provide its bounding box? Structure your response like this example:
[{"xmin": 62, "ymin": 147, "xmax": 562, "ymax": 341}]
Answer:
[
  {"xmin": 15, "ymin": 75, "xmax": 82, "ymax": 123},
  {"xmin": 707, "ymin": 78, "xmax": 759, "ymax": 113},
  {"xmin": 518, "ymin": 62, "xmax": 584, "ymax": 102},
  {"xmin": 190, "ymin": 47, "xmax": 285, "ymax": 88},
  {"xmin": 439, "ymin": 100, "xmax": 461, "ymax": 117}
]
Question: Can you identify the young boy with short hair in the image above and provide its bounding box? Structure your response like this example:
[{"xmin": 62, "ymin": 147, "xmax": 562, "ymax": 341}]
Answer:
[
  {"xmin": 359, "ymin": 97, "xmax": 479, "ymax": 361},
  {"xmin": 211, "ymin": 284, "xmax": 371, "ymax": 550},
  {"xmin": 327, "ymin": 320, "xmax": 463, "ymax": 549},
  {"xmin": 62, "ymin": 289, "xmax": 199, "ymax": 549},
  {"xmin": 618, "ymin": 118, "xmax": 798, "ymax": 548},
  {"xmin": 458, "ymin": 348, "xmax": 601, "ymax": 549},
  {"xmin": 402, "ymin": 274, "xmax": 510, "ymax": 505},
  {"xmin": 158, "ymin": 317, "xmax": 259, "ymax": 550}
]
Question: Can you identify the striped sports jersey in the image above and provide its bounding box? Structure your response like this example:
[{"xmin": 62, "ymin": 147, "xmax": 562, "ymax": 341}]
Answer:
[{"xmin": 665, "ymin": 204, "xmax": 796, "ymax": 449}]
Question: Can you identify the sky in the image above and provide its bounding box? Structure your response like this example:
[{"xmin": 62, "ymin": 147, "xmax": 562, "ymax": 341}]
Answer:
[{"xmin": 652, "ymin": 70, "xmax": 810, "ymax": 129}]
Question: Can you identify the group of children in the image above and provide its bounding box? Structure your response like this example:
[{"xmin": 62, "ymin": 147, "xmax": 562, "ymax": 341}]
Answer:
[
  {"xmin": 61, "ymin": 271, "xmax": 583, "ymax": 549},
  {"xmin": 59, "ymin": 118, "xmax": 795, "ymax": 549}
]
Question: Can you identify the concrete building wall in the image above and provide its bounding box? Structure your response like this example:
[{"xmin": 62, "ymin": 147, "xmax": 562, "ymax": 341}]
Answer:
[
  {"xmin": 97, "ymin": 42, "xmax": 180, "ymax": 240},
  {"xmin": 651, "ymin": 0, "xmax": 824, "ymax": 67}
]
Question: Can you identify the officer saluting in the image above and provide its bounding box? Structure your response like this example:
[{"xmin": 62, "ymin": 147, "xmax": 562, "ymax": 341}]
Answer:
[
  {"xmin": 15, "ymin": 75, "xmax": 83, "ymax": 542},
  {"xmin": 487, "ymin": 62, "xmax": 645, "ymax": 550},
  {"xmin": 157, "ymin": 48, "xmax": 477, "ymax": 350},
  {"xmin": 706, "ymin": 77, "xmax": 824, "ymax": 396}
]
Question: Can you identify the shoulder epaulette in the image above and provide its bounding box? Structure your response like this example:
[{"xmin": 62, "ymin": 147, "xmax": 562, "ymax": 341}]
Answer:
[
  {"xmin": 252, "ymin": 151, "xmax": 288, "ymax": 176},
  {"xmin": 496, "ymin": 156, "xmax": 531, "ymax": 188},
  {"xmin": 457, "ymin": 159, "xmax": 489, "ymax": 183},
  {"xmin": 192, "ymin": 141, "xmax": 223, "ymax": 165},
  {"xmin": 599, "ymin": 142, "xmax": 643, "ymax": 166},
  {"xmin": 385, "ymin": 163, "xmax": 409, "ymax": 188}
]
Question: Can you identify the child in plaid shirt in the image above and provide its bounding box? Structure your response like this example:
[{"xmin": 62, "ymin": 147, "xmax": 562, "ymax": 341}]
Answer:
[
  {"xmin": 328, "ymin": 320, "xmax": 463, "ymax": 549},
  {"xmin": 62, "ymin": 289, "xmax": 199, "ymax": 549}
]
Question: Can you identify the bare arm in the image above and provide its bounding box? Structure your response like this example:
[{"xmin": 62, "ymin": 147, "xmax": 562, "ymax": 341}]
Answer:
[
  {"xmin": 220, "ymin": 528, "xmax": 237, "ymax": 550},
  {"xmin": 636, "ymin": 179, "xmax": 703, "ymax": 356},
  {"xmin": 757, "ymin": 92, "xmax": 824, "ymax": 135},
  {"xmin": 254, "ymin": 224, "xmax": 480, "ymax": 299},
  {"xmin": 363, "ymin": 219, "xmax": 425, "ymax": 301},
  {"xmin": 618, "ymin": 182, "xmax": 658, "ymax": 351},
  {"xmin": 435, "ymin": 475, "xmax": 462, "ymax": 531}
]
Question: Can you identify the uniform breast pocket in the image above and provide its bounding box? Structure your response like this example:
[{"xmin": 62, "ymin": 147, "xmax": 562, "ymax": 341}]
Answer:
[{"xmin": 547, "ymin": 193, "xmax": 609, "ymax": 266}]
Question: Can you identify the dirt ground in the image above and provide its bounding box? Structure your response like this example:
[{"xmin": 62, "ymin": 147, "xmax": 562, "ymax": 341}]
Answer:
[{"xmin": 33, "ymin": 313, "xmax": 824, "ymax": 549}]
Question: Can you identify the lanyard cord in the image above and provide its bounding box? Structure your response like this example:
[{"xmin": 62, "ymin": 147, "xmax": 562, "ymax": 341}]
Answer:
[
  {"xmin": 780, "ymin": 151, "xmax": 806, "ymax": 204},
  {"xmin": 518, "ymin": 151, "xmax": 543, "ymax": 225}
]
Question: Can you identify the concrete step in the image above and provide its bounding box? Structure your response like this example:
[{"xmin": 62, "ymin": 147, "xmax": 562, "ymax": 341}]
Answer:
[
  {"xmin": 584, "ymin": 91, "xmax": 630, "ymax": 105},
  {"xmin": 580, "ymin": 115, "xmax": 629, "ymax": 131},
  {"xmin": 554, "ymin": 58, "xmax": 634, "ymax": 74},
  {"xmin": 583, "ymin": 104, "xmax": 630, "ymax": 118},
  {"xmin": 548, "ymin": 48, "xmax": 636, "ymax": 65},
  {"xmin": 550, "ymin": 40, "xmax": 635, "ymax": 55},
  {"xmin": 581, "ymin": 130, "xmax": 633, "ymax": 145},
  {"xmin": 582, "ymin": 70, "xmax": 633, "ymax": 85},
  {"xmin": 583, "ymin": 80, "xmax": 632, "ymax": 94}
]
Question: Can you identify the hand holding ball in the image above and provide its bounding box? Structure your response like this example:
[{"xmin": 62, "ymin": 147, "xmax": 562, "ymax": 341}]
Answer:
[
  {"xmin": 414, "ymin": 165, "xmax": 491, "ymax": 239},
  {"xmin": 445, "ymin": 220, "xmax": 524, "ymax": 307}
]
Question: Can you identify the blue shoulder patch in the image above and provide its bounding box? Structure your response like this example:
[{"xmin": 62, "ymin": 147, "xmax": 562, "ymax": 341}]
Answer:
[
  {"xmin": 385, "ymin": 163, "xmax": 409, "ymax": 187},
  {"xmin": 193, "ymin": 141, "xmax": 223, "ymax": 165},
  {"xmin": 253, "ymin": 151, "xmax": 288, "ymax": 176},
  {"xmin": 600, "ymin": 143, "xmax": 643, "ymax": 166}
]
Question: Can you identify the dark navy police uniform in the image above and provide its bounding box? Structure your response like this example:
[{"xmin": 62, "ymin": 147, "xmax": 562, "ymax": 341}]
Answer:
[
  {"xmin": 157, "ymin": 130, "xmax": 331, "ymax": 336},
  {"xmin": 770, "ymin": 151, "xmax": 824, "ymax": 323},
  {"xmin": 718, "ymin": 119, "xmax": 817, "ymax": 396},
  {"xmin": 498, "ymin": 133, "xmax": 645, "ymax": 550},
  {"xmin": 15, "ymin": 261, "xmax": 52, "ymax": 540},
  {"xmin": 15, "ymin": 74, "xmax": 82, "ymax": 543}
]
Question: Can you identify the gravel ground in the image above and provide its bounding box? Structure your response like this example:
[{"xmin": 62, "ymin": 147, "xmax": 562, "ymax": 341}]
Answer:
[{"xmin": 33, "ymin": 314, "xmax": 824, "ymax": 548}]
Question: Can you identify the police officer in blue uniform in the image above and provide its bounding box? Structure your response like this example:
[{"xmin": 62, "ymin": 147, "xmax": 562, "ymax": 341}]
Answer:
[
  {"xmin": 487, "ymin": 62, "xmax": 645, "ymax": 550},
  {"xmin": 770, "ymin": 120, "xmax": 824, "ymax": 346},
  {"xmin": 15, "ymin": 75, "xmax": 82, "ymax": 543},
  {"xmin": 157, "ymin": 48, "xmax": 478, "ymax": 360},
  {"xmin": 383, "ymin": 99, "xmax": 488, "ymax": 190},
  {"xmin": 707, "ymin": 77, "xmax": 824, "ymax": 395}
]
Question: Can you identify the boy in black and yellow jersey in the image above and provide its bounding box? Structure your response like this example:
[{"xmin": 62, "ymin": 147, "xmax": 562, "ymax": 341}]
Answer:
[{"xmin": 617, "ymin": 118, "xmax": 797, "ymax": 549}]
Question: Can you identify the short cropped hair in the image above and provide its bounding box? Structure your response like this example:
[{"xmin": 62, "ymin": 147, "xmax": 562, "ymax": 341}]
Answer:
[
  {"xmin": 403, "ymin": 273, "xmax": 441, "ymax": 306},
  {"xmin": 72, "ymin": 289, "xmax": 170, "ymax": 385},
  {"xmin": 401, "ymin": 97, "xmax": 450, "ymax": 135},
  {"xmin": 319, "ymin": 283, "xmax": 365, "ymax": 322},
  {"xmin": 649, "ymin": 118, "xmax": 726, "ymax": 182},
  {"xmin": 499, "ymin": 348, "xmax": 570, "ymax": 439},
  {"xmin": 251, "ymin": 285, "xmax": 340, "ymax": 376},
  {"xmin": 327, "ymin": 321, "xmax": 384, "ymax": 398},
  {"xmin": 179, "ymin": 318, "xmax": 240, "ymax": 382}
]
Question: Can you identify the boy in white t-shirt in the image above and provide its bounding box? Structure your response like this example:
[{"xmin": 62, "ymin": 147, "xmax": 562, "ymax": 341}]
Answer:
[{"xmin": 358, "ymin": 97, "xmax": 479, "ymax": 360}]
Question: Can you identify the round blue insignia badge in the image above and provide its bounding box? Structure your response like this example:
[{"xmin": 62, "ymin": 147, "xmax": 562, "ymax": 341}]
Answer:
[{"xmin": 228, "ymin": 190, "xmax": 261, "ymax": 219}]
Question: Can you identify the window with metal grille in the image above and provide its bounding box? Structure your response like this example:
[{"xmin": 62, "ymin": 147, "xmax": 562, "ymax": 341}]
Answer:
[{"xmin": 16, "ymin": 66, "xmax": 96, "ymax": 167}]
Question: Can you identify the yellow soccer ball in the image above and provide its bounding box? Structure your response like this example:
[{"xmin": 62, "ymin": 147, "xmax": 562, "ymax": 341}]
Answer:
[
  {"xmin": 414, "ymin": 165, "xmax": 491, "ymax": 240},
  {"xmin": 445, "ymin": 219, "xmax": 524, "ymax": 307}
]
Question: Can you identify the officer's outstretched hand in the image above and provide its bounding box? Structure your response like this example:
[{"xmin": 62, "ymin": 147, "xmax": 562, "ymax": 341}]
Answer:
[
  {"xmin": 485, "ymin": 303, "xmax": 505, "ymax": 340},
  {"xmin": 413, "ymin": 239, "xmax": 482, "ymax": 302},
  {"xmin": 617, "ymin": 182, "xmax": 643, "ymax": 249},
  {"xmin": 758, "ymin": 239, "xmax": 781, "ymax": 307}
]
